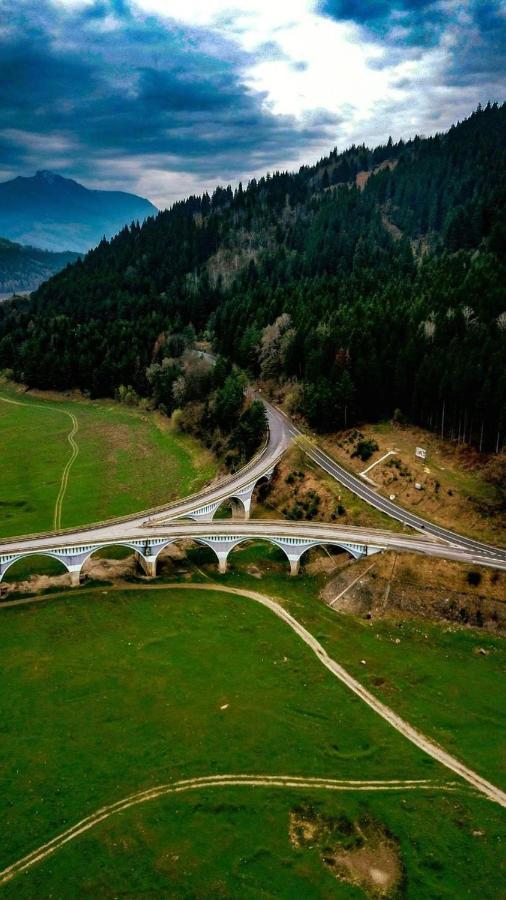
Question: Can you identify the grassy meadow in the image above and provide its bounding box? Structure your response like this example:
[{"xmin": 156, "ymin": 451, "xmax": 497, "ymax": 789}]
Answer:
[
  {"xmin": 1, "ymin": 583, "xmax": 505, "ymax": 897},
  {"xmin": 0, "ymin": 382, "xmax": 217, "ymax": 538},
  {"xmin": 178, "ymin": 541, "xmax": 506, "ymax": 792}
]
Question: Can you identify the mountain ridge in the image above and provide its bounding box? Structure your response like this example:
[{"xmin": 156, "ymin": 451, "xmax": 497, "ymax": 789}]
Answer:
[{"xmin": 0, "ymin": 170, "xmax": 158, "ymax": 252}]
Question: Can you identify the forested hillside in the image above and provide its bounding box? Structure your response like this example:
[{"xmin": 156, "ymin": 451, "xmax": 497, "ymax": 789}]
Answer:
[
  {"xmin": 0, "ymin": 238, "xmax": 79, "ymax": 294},
  {"xmin": 0, "ymin": 103, "xmax": 504, "ymax": 450}
]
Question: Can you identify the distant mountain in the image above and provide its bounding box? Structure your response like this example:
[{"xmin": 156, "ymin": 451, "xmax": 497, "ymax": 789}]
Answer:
[
  {"xmin": 0, "ymin": 237, "xmax": 80, "ymax": 295},
  {"xmin": 0, "ymin": 170, "xmax": 158, "ymax": 252}
]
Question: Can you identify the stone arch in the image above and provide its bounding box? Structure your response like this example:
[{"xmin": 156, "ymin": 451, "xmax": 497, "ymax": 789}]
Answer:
[
  {"xmin": 212, "ymin": 496, "xmax": 247, "ymax": 521},
  {"xmin": 0, "ymin": 552, "xmax": 71, "ymax": 583},
  {"xmin": 213, "ymin": 536, "xmax": 292, "ymax": 575},
  {"xmin": 80, "ymin": 542, "xmax": 149, "ymax": 581}
]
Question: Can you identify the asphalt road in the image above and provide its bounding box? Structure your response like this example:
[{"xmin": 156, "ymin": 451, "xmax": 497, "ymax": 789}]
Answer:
[
  {"xmin": 1, "ymin": 390, "xmax": 505, "ymax": 572},
  {"xmin": 279, "ymin": 411, "xmax": 506, "ymax": 566},
  {"xmin": 3, "ymin": 518, "xmax": 506, "ymax": 571},
  {"xmin": 0, "ymin": 399, "xmax": 292, "ymax": 556}
]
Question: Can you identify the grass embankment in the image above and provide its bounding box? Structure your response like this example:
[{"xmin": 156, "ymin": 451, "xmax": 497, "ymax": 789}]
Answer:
[
  {"xmin": 324, "ymin": 550, "xmax": 506, "ymax": 630},
  {"xmin": 0, "ymin": 382, "xmax": 216, "ymax": 539},
  {"xmin": 1, "ymin": 584, "xmax": 505, "ymax": 897},
  {"xmin": 318, "ymin": 421, "xmax": 505, "ymax": 546}
]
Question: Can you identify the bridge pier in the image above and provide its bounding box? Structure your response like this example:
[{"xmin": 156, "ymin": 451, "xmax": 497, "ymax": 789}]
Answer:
[
  {"xmin": 217, "ymin": 552, "xmax": 228, "ymax": 574},
  {"xmin": 135, "ymin": 552, "xmax": 158, "ymax": 578},
  {"xmin": 289, "ymin": 558, "xmax": 300, "ymax": 577},
  {"xmin": 68, "ymin": 567, "xmax": 82, "ymax": 587}
]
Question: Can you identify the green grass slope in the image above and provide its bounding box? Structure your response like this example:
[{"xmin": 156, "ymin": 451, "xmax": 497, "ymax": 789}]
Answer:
[
  {"xmin": 1, "ymin": 586, "xmax": 505, "ymax": 896},
  {"xmin": 0, "ymin": 383, "xmax": 216, "ymax": 537},
  {"xmin": 193, "ymin": 542, "xmax": 506, "ymax": 792}
]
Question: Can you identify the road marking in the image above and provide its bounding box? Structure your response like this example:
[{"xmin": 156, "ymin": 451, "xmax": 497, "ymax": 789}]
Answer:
[
  {"xmin": 360, "ymin": 450, "xmax": 398, "ymax": 478},
  {"xmin": 0, "ymin": 774, "xmax": 460, "ymax": 886},
  {"xmin": 0, "ymin": 394, "xmax": 79, "ymax": 532}
]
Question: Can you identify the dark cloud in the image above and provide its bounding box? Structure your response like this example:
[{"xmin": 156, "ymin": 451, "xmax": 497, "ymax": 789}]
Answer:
[
  {"xmin": 320, "ymin": 0, "xmax": 444, "ymax": 47},
  {"xmin": 0, "ymin": 0, "xmax": 336, "ymax": 199},
  {"xmin": 321, "ymin": 0, "xmax": 506, "ymax": 83},
  {"xmin": 445, "ymin": 1, "xmax": 506, "ymax": 85},
  {"xmin": 0, "ymin": 0, "xmax": 503, "ymax": 205}
]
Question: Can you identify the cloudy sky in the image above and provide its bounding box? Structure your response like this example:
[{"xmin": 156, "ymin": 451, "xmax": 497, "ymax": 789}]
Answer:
[{"xmin": 1, "ymin": 0, "xmax": 504, "ymax": 207}]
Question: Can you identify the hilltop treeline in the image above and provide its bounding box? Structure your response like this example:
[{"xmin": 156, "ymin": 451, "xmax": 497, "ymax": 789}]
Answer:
[{"xmin": 0, "ymin": 103, "xmax": 504, "ymax": 449}]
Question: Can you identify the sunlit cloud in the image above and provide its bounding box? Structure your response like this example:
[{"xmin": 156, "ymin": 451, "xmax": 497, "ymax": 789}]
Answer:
[{"xmin": 2, "ymin": 0, "xmax": 504, "ymax": 207}]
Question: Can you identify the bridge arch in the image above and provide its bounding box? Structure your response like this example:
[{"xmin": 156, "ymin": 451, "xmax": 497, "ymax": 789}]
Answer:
[
  {"xmin": 212, "ymin": 496, "xmax": 247, "ymax": 521},
  {"xmin": 77, "ymin": 542, "xmax": 153, "ymax": 573},
  {"xmin": 295, "ymin": 541, "xmax": 357, "ymax": 573},
  {"xmin": 198, "ymin": 536, "xmax": 292, "ymax": 575},
  {"xmin": 153, "ymin": 537, "xmax": 222, "ymax": 577},
  {"xmin": 0, "ymin": 551, "xmax": 71, "ymax": 583},
  {"xmin": 79, "ymin": 542, "xmax": 156, "ymax": 580},
  {"xmin": 297, "ymin": 540, "xmax": 365, "ymax": 562}
]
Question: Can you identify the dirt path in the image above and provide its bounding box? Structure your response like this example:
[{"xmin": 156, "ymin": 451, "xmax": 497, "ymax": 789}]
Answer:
[
  {"xmin": 52, "ymin": 412, "xmax": 78, "ymax": 530},
  {"xmin": 0, "ymin": 774, "xmax": 459, "ymax": 887},
  {"xmin": 174, "ymin": 583, "xmax": 506, "ymax": 809},
  {"xmin": 2, "ymin": 580, "xmax": 506, "ymax": 810},
  {"xmin": 0, "ymin": 394, "xmax": 79, "ymax": 531}
]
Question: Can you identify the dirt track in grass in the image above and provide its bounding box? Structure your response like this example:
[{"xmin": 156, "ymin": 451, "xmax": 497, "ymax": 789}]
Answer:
[
  {"xmin": 0, "ymin": 774, "xmax": 460, "ymax": 887},
  {"xmin": 0, "ymin": 395, "xmax": 79, "ymax": 530},
  {"xmin": 3, "ymin": 581, "xmax": 506, "ymax": 811}
]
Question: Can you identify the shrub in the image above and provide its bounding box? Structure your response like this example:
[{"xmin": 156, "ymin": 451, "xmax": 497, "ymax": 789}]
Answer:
[
  {"xmin": 467, "ymin": 571, "xmax": 482, "ymax": 587},
  {"xmin": 353, "ymin": 439, "xmax": 379, "ymax": 462}
]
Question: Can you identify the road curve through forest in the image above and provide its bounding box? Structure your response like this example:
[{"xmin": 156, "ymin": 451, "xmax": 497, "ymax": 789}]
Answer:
[
  {"xmin": 1, "ymin": 390, "xmax": 505, "ymax": 571},
  {"xmin": 0, "ymin": 394, "xmax": 79, "ymax": 532}
]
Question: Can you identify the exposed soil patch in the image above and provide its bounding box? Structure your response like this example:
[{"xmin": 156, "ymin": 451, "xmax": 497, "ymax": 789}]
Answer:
[
  {"xmin": 356, "ymin": 159, "xmax": 397, "ymax": 191},
  {"xmin": 328, "ymin": 840, "xmax": 401, "ymax": 896},
  {"xmin": 323, "ymin": 552, "xmax": 506, "ymax": 633},
  {"xmin": 289, "ymin": 805, "xmax": 402, "ymax": 896},
  {"xmin": 0, "ymin": 572, "xmax": 71, "ymax": 598},
  {"xmin": 304, "ymin": 551, "xmax": 351, "ymax": 577},
  {"xmin": 82, "ymin": 554, "xmax": 137, "ymax": 581}
]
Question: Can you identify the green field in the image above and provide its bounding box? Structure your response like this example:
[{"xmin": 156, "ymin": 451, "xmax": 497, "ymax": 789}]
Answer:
[
  {"xmin": 0, "ymin": 383, "xmax": 217, "ymax": 538},
  {"xmin": 181, "ymin": 542, "xmax": 506, "ymax": 791},
  {"xmin": 1, "ymin": 581, "xmax": 505, "ymax": 896}
]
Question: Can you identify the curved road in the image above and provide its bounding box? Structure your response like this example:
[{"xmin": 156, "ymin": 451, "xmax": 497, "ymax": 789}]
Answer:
[
  {"xmin": 1, "ymin": 392, "xmax": 505, "ymax": 571},
  {"xmin": 279, "ymin": 409, "xmax": 506, "ymax": 566},
  {"xmin": 0, "ymin": 399, "xmax": 291, "ymax": 551}
]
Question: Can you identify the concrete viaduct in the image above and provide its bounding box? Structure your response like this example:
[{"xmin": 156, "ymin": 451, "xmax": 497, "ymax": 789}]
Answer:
[{"xmin": 2, "ymin": 396, "xmax": 506, "ymax": 586}]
